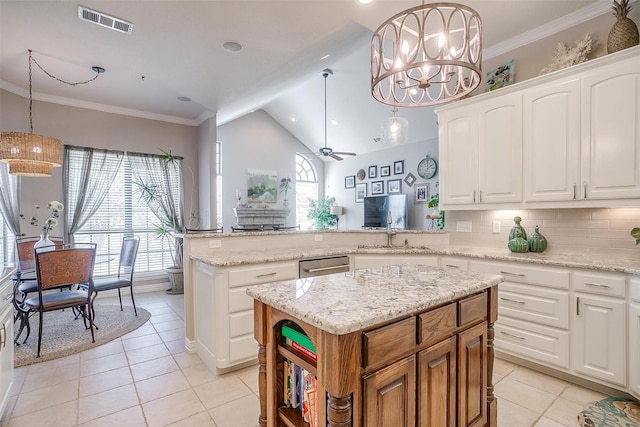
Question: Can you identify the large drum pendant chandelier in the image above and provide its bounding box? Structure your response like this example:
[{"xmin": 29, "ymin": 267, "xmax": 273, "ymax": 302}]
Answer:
[{"xmin": 371, "ymin": 2, "xmax": 482, "ymax": 107}]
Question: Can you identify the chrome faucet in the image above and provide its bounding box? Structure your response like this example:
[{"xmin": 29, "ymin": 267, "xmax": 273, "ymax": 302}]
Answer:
[{"xmin": 386, "ymin": 210, "xmax": 396, "ymax": 247}]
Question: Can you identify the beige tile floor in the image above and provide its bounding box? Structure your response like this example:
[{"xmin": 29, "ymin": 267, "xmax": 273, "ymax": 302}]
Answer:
[{"xmin": 0, "ymin": 290, "xmax": 608, "ymax": 427}]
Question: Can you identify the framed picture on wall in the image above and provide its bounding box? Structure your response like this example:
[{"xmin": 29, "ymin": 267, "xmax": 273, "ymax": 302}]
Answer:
[
  {"xmin": 380, "ymin": 165, "xmax": 391, "ymax": 177},
  {"xmin": 371, "ymin": 181, "xmax": 384, "ymax": 195},
  {"xmin": 387, "ymin": 179, "xmax": 402, "ymax": 194},
  {"xmin": 355, "ymin": 183, "xmax": 367, "ymax": 203},
  {"xmin": 368, "ymin": 165, "xmax": 377, "ymax": 179},
  {"xmin": 415, "ymin": 183, "xmax": 430, "ymax": 203},
  {"xmin": 394, "ymin": 160, "xmax": 404, "ymax": 175},
  {"xmin": 345, "ymin": 175, "xmax": 355, "ymax": 188},
  {"xmin": 404, "ymin": 172, "xmax": 417, "ymax": 187}
]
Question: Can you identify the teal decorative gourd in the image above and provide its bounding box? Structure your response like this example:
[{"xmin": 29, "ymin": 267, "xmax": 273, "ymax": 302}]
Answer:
[
  {"xmin": 508, "ymin": 237, "xmax": 529, "ymax": 253},
  {"xmin": 528, "ymin": 225, "xmax": 548, "ymax": 253},
  {"xmin": 509, "ymin": 216, "xmax": 527, "ymax": 240}
]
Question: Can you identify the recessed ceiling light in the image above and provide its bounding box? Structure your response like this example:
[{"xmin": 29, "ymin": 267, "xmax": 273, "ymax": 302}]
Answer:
[
  {"xmin": 223, "ymin": 41, "xmax": 243, "ymax": 53},
  {"xmin": 356, "ymin": 0, "xmax": 372, "ymax": 4},
  {"xmin": 331, "ymin": 120, "xmax": 338, "ymax": 126},
  {"xmin": 320, "ymin": 54, "xmax": 330, "ymax": 60},
  {"xmin": 177, "ymin": 96, "xmax": 191, "ymax": 102},
  {"xmin": 291, "ymin": 117, "xmax": 296, "ymax": 122}
]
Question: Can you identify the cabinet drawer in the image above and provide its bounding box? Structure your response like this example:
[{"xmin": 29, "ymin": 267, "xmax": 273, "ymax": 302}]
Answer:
[
  {"xmin": 495, "ymin": 318, "xmax": 569, "ymax": 369},
  {"xmin": 458, "ymin": 293, "xmax": 487, "ymax": 327},
  {"xmin": 229, "ymin": 335, "xmax": 258, "ymax": 363},
  {"xmin": 418, "ymin": 303, "xmax": 457, "ymax": 346},
  {"xmin": 229, "ymin": 311, "xmax": 254, "ymax": 338},
  {"xmin": 498, "ymin": 283, "xmax": 569, "ymax": 329},
  {"xmin": 363, "ymin": 317, "xmax": 417, "ymax": 369},
  {"xmin": 229, "ymin": 288, "xmax": 254, "ymax": 312},
  {"xmin": 631, "ymin": 278, "xmax": 640, "ymax": 304},
  {"xmin": 440, "ymin": 257, "xmax": 468, "ymax": 270},
  {"xmin": 228, "ymin": 262, "xmax": 297, "ymax": 287},
  {"xmin": 469, "ymin": 261, "xmax": 569, "ymax": 289},
  {"xmin": 574, "ymin": 271, "xmax": 626, "ymax": 298}
]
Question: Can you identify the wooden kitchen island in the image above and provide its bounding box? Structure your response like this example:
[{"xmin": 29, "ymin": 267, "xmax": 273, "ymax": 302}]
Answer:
[{"xmin": 247, "ymin": 264, "xmax": 503, "ymax": 427}]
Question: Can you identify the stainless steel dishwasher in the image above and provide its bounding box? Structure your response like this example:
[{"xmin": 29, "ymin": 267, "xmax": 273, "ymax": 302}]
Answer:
[{"xmin": 298, "ymin": 255, "xmax": 350, "ymax": 278}]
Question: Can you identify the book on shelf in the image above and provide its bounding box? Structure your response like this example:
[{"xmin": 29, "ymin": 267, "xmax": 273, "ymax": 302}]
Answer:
[
  {"xmin": 282, "ymin": 358, "xmax": 318, "ymax": 425},
  {"xmin": 282, "ymin": 324, "xmax": 317, "ymax": 353},
  {"xmin": 291, "ymin": 340, "xmax": 317, "ymax": 362}
]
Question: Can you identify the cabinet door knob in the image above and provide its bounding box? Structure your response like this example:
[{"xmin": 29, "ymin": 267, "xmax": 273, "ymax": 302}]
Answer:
[
  {"xmin": 573, "ymin": 183, "xmax": 577, "ymax": 199},
  {"xmin": 583, "ymin": 182, "xmax": 587, "ymax": 199}
]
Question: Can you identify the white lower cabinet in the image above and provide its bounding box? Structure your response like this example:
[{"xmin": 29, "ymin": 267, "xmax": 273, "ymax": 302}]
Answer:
[
  {"xmin": 630, "ymin": 279, "xmax": 640, "ymax": 399},
  {"xmin": 470, "ymin": 258, "xmax": 632, "ymax": 392},
  {"xmin": 0, "ymin": 275, "xmax": 14, "ymax": 415},
  {"xmin": 193, "ymin": 260, "xmax": 297, "ymax": 372},
  {"xmin": 574, "ymin": 294, "xmax": 626, "ymax": 386},
  {"xmin": 469, "ymin": 260, "xmax": 570, "ymax": 369}
]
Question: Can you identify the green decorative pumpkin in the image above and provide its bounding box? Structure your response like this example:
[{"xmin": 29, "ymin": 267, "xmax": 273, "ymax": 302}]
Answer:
[
  {"xmin": 509, "ymin": 216, "xmax": 527, "ymax": 240},
  {"xmin": 508, "ymin": 237, "xmax": 529, "ymax": 253},
  {"xmin": 528, "ymin": 225, "xmax": 548, "ymax": 253}
]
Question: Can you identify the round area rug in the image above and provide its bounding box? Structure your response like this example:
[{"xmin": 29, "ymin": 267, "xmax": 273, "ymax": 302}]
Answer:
[
  {"xmin": 14, "ymin": 305, "xmax": 151, "ymax": 367},
  {"xmin": 578, "ymin": 397, "xmax": 640, "ymax": 427}
]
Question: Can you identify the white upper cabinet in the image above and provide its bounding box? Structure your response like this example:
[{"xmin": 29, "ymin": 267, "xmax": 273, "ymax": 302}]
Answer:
[
  {"xmin": 523, "ymin": 78, "xmax": 581, "ymax": 202},
  {"xmin": 439, "ymin": 92, "xmax": 522, "ymax": 207},
  {"xmin": 437, "ymin": 46, "xmax": 640, "ymax": 210},
  {"xmin": 581, "ymin": 56, "xmax": 640, "ymax": 200}
]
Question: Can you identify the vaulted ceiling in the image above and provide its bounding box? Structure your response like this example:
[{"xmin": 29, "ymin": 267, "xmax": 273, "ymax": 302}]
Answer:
[{"xmin": 1, "ymin": 1, "xmax": 606, "ymax": 158}]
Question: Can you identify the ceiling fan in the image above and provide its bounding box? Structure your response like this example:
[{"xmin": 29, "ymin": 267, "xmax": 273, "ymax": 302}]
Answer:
[{"xmin": 316, "ymin": 68, "xmax": 356, "ymax": 161}]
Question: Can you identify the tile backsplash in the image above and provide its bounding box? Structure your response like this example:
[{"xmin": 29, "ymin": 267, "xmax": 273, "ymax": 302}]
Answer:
[{"xmin": 446, "ymin": 208, "xmax": 640, "ymax": 260}]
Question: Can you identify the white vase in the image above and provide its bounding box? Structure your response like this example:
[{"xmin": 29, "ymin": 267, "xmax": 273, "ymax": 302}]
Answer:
[{"xmin": 34, "ymin": 234, "xmax": 55, "ymax": 252}]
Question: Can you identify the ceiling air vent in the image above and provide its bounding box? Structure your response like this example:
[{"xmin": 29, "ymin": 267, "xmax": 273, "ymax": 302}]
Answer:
[{"xmin": 78, "ymin": 6, "xmax": 134, "ymax": 35}]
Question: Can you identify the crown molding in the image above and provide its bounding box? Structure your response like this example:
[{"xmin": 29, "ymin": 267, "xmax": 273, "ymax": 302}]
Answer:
[
  {"xmin": 0, "ymin": 80, "xmax": 201, "ymax": 127},
  {"xmin": 483, "ymin": 0, "xmax": 614, "ymax": 60}
]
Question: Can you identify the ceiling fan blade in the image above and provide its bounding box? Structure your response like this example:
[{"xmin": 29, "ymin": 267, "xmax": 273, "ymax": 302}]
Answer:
[
  {"xmin": 332, "ymin": 151, "xmax": 356, "ymax": 156},
  {"xmin": 330, "ymin": 153, "xmax": 343, "ymax": 161}
]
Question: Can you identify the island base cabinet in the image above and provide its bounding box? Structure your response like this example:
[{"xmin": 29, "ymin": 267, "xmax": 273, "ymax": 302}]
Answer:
[
  {"xmin": 364, "ymin": 356, "xmax": 417, "ymax": 427},
  {"xmin": 458, "ymin": 322, "xmax": 488, "ymax": 427},
  {"xmin": 418, "ymin": 336, "xmax": 457, "ymax": 427}
]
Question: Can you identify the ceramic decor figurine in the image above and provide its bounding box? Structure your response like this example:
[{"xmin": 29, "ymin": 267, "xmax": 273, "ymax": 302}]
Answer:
[
  {"xmin": 508, "ymin": 216, "xmax": 529, "ymax": 253},
  {"xmin": 528, "ymin": 225, "xmax": 548, "ymax": 253}
]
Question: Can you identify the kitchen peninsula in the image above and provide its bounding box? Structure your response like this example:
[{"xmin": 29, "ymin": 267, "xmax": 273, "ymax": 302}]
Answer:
[{"xmin": 247, "ymin": 264, "xmax": 503, "ymax": 427}]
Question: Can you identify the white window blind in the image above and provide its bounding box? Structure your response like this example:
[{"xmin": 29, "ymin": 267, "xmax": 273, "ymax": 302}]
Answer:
[
  {"xmin": 0, "ymin": 215, "xmax": 13, "ymax": 264},
  {"xmin": 66, "ymin": 148, "xmax": 183, "ymax": 276},
  {"xmin": 216, "ymin": 141, "xmax": 223, "ymax": 228}
]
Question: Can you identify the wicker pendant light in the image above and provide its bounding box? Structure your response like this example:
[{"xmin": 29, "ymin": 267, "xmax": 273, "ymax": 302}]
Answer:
[
  {"xmin": 0, "ymin": 51, "xmax": 104, "ymax": 177},
  {"xmin": 0, "ymin": 51, "xmax": 62, "ymax": 177}
]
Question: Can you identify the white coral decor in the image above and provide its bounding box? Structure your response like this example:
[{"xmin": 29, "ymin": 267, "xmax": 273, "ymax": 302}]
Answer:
[{"xmin": 540, "ymin": 33, "xmax": 593, "ymax": 75}]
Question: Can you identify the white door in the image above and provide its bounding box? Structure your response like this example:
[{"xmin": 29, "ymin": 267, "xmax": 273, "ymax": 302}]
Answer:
[
  {"xmin": 573, "ymin": 294, "xmax": 626, "ymax": 386},
  {"xmin": 439, "ymin": 107, "xmax": 478, "ymax": 206},
  {"xmin": 478, "ymin": 93, "xmax": 523, "ymax": 204},
  {"xmin": 524, "ymin": 78, "xmax": 581, "ymax": 202},
  {"xmin": 581, "ymin": 56, "xmax": 640, "ymax": 199}
]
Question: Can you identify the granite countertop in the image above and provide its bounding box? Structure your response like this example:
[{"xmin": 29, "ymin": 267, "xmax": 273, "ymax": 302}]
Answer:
[
  {"xmin": 191, "ymin": 245, "xmax": 640, "ymax": 275},
  {"xmin": 246, "ymin": 264, "xmax": 503, "ymax": 335}
]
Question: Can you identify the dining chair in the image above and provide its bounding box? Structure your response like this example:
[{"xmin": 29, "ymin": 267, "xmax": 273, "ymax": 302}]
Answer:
[
  {"xmin": 13, "ymin": 236, "xmax": 64, "ymax": 344},
  {"xmin": 83, "ymin": 237, "xmax": 140, "ymax": 319},
  {"xmin": 23, "ymin": 242, "xmax": 97, "ymax": 357}
]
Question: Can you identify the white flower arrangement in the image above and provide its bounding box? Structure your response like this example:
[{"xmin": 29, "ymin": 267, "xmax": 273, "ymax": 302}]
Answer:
[{"xmin": 20, "ymin": 200, "xmax": 64, "ymax": 236}]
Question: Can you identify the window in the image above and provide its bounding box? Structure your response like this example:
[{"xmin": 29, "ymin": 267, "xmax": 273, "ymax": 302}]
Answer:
[
  {"xmin": 66, "ymin": 147, "xmax": 183, "ymax": 277},
  {"xmin": 295, "ymin": 154, "xmax": 318, "ymax": 230},
  {"xmin": 0, "ymin": 215, "xmax": 13, "ymax": 264}
]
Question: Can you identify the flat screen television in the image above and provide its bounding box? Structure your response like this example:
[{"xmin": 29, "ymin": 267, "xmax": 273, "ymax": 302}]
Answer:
[{"xmin": 363, "ymin": 194, "xmax": 408, "ymax": 229}]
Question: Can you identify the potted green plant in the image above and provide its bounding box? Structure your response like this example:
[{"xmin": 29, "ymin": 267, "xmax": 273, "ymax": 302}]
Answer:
[
  {"xmin": 307, "ymin": 196, "xmax": 337, "ymax": 230},
  {"xmin": 631, "ymin": 227, "xmax": 640, "ymax": 245},
  {"xmin": 134, "ymin": 148, "xmax": 185, "ymax": 294}
]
